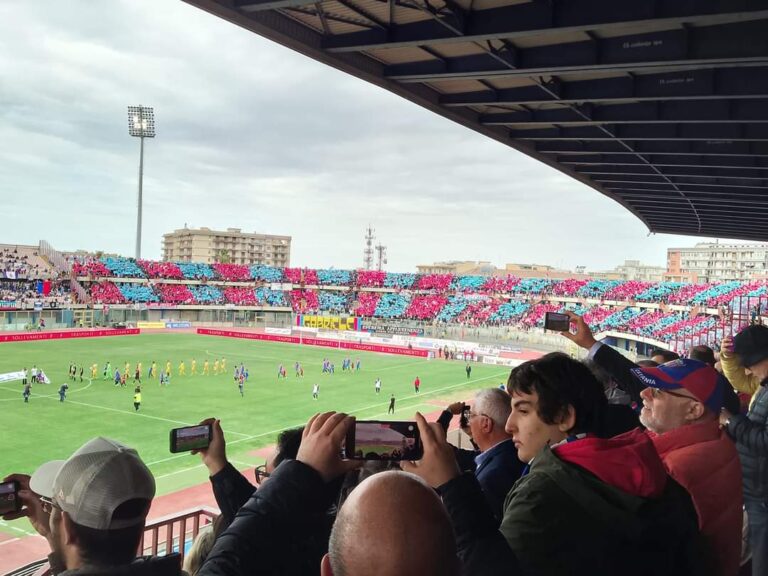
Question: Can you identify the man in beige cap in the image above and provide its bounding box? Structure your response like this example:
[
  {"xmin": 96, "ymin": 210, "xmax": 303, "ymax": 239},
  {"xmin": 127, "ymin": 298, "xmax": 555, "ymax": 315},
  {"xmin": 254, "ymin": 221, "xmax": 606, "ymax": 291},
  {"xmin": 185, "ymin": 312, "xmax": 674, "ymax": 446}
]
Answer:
[{"xmin": 3, "ymin": 437, "xmax": 181, "ymax": 576}]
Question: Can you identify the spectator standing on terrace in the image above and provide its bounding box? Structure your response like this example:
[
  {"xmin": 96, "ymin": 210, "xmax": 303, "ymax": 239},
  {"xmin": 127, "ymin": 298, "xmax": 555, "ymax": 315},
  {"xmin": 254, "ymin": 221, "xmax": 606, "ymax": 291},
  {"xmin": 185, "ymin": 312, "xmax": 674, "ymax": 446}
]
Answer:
[
  {"xmin": 403, "ymin": 353, "xmax": 705, "ymax": 576},
  {"xmin": 322, "ymin": 471, "xmax": 459, "ymax": 576},
  {"xmin": 414, "ymin": 376, "xmax": 421, "ymax": 393},
  {"xmin": 720, "ymin": 327, "xmax": 768, "ymax": 576},
  {"xmin": 564, "ymin": 313, "xmax": 742, "ymax": 576},
  {"xmin": 388, "ymin": 394, "xmax": 395, "ymax": 414},
  {"xmin": 690, "ymin": 345, "xmax": 716, "ymax": 367},
  {"xmin": 437, "ymin": 389, "xmax": 523, "ymax": 522},
  {"xmin": 651, "ymin": 348, "xmax": 681, "ymax": 364},
  {"xmin": 195, "ymin": 414, "xmax": 360, "ymax": 576},
  {"xmin": 1, "ymin": 437, "xmax": 182, "ymax": 576}
]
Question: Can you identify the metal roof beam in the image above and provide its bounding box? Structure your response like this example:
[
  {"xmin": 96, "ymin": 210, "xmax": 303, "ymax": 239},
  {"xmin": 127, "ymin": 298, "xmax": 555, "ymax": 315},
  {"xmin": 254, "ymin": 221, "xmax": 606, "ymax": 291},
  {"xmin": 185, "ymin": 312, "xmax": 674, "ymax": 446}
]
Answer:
[
  {"xmin": 481, "ymin": 99, "xmax": 768, "ymax": 126},
  {"xmin": 385, "ymin": 21, "xmax": 768, "ymax": 82},
  {"xmin": 581, "ymin": 172, "xmax": 768, "ymax": 183},
  {"xmin": 322, "ymin": 0, "xmax": 768, "ymax": 52},
  {"xmin": 442, "ymin": 67, "xmax": 768, "ymax": 107},
  {"xmin": 573, "ymin": 162, "xmax": 768, "ymax": 175},
  {"xmin": 617, "ymin": 195, "xmax": 768, "ymax": 209},
  {"xmin": 537, "ymin": 140, "xmax": 768, "ymax": 155},
  {"xmin": 238, "ymin": 0, "xmax": 318, "ymax": 11},
  {"xmin": 556, "ymin": 154, "xmax": 768, "ymax": 170},
  {"xmin": 513, "ymin": 123, "xmax": 768, "ymax": 141},
  {"xmin": 603, "ymin": 185, "xmax": 768, "ymax": 198},
  {"xmin": 596, "ymin": 177, "xmax": 768, "ymax": 188}
]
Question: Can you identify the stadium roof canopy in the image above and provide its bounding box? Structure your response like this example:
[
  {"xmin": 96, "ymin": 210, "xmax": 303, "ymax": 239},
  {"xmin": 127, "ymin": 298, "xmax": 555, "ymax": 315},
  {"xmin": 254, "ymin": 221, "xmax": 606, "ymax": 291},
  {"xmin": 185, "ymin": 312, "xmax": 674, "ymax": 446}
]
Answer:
[{"xmin": 183, "ymin": 0, "xmax": 768, "ymax": 241}]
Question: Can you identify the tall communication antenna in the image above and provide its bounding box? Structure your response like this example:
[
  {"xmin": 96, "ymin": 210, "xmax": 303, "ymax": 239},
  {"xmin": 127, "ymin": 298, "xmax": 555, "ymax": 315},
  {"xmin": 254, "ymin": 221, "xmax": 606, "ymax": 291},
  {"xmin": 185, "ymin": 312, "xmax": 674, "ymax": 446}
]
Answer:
[
  {"xmin": 376, "ymin": 243, "xmax": 387, "ymax": 271},
  {"xmin": 364, "ymin": 226, "xmax": 375, "ymax": 270}
]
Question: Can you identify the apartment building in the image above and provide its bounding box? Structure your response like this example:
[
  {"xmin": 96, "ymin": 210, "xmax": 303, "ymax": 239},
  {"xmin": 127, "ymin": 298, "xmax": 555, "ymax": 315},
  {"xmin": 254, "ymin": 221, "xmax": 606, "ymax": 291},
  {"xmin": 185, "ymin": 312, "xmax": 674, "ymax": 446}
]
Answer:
[
  {"xmin": 162, "ymin": 227, "xmax": 291, "ymax": 266},
  {"xmin": 667, "ymin": 242, "xmax": 768, "ymax": 283}
]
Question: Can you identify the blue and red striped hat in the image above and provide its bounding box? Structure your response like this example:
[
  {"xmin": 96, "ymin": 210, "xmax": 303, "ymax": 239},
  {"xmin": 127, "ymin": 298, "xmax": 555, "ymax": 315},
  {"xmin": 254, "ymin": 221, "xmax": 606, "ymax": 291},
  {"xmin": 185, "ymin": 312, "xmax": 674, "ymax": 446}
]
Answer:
[{"xmin": 630, "ymin": 359, "xmax": 726, "ymax": 413}]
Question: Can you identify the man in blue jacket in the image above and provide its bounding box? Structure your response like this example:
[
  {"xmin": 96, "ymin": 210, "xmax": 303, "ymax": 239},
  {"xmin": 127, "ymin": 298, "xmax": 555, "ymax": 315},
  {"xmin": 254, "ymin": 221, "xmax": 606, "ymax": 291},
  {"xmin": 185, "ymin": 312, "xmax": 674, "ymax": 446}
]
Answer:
[{"xmin": 437, "ymin": 388, "xmax": 523, "ymax": 521}]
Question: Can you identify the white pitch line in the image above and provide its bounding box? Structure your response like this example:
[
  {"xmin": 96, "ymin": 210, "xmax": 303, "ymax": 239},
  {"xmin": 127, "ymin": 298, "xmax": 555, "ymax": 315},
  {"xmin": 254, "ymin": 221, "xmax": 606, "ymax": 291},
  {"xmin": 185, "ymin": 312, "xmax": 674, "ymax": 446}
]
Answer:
[
  {"xmin": 146, "ymin": 371, "xmax": 506, "ymax": 471},
  {"xmin": 0, "ymin": 519, "xmax": 36, "ymax": 537},
  {"xmin": 10, "ymin": 392, "xmax": 251, "ymax": 438}
]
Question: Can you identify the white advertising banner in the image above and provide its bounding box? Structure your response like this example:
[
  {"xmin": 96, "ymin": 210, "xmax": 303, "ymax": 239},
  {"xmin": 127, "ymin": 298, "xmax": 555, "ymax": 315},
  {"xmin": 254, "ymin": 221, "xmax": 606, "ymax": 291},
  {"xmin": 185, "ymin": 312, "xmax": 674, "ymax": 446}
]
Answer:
[{"xmin": 0, "ymin": 371, "xmax": 24, "ymax": 384}]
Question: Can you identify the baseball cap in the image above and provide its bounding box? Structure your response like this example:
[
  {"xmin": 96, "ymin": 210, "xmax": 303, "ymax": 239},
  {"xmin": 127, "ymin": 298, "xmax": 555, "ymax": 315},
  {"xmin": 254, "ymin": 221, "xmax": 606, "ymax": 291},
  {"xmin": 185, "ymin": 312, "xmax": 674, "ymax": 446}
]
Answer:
[
  {"xmin": 734, "ymin": 325, "xmax": 768, "ymax": 368},
  {"xmin": 29, "ymin": 437, "xmax": 155, "ymax": 530},
  {"xmin": 630, "ymin": 359, "xmax": 726, "ymax": 413}
]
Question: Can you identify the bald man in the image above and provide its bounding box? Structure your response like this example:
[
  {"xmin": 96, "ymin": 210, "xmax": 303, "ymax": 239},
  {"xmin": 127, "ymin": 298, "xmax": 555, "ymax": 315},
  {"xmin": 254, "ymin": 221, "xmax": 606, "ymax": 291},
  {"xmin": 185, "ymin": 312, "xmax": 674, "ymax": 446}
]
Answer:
[{"xmin": 322, "ymin": 471, "xmax": 459, "ymax": 576}]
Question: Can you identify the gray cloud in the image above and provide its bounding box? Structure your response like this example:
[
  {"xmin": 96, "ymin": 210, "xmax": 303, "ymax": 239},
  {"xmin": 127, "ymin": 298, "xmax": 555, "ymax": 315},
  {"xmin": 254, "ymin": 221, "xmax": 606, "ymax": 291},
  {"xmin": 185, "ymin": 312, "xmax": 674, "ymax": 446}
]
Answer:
[{"xmin": 0, "ymin": 0, "xmax": 734, "ymax": 272}]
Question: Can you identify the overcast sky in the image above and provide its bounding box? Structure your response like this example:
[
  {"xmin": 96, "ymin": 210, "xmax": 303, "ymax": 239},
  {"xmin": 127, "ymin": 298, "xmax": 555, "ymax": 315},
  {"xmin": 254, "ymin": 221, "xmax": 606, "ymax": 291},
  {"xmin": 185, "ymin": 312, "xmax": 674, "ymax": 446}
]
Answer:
[{"xmin": 1, "ymin": 0, "xmax": 740, "ymax": 273}]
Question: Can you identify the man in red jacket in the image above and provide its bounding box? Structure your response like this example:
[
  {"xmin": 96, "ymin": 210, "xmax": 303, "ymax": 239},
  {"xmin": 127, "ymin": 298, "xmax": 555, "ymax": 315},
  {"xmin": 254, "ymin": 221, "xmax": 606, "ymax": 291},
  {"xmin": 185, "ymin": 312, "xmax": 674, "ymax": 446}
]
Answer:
[{"xmin": 564, "ymin": 314, "xmax": 743, "ymax": 576}]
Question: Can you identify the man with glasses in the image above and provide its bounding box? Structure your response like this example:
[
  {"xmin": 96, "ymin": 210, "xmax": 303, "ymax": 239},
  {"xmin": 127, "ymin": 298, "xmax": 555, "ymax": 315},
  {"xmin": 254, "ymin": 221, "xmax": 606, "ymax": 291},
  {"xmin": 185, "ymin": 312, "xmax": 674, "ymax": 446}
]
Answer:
[
  {"xmin": 438, "ymin": 388, "xmax": 523, "ymax": 521},
  {"xmin": 563, "ymin": 313, "xmax": 742, "ymax": 576},
  {"xmin": 2, "ymin": 437, "xmax": 182, "ymax": 576}
]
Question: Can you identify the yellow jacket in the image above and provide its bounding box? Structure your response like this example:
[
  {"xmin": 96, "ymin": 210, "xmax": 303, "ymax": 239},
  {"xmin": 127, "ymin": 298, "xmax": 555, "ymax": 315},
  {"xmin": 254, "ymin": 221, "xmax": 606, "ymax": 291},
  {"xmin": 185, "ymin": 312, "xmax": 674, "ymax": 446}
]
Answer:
[{"xmin": 720, "ymin": 348, "xmax": 760, "ymax": 406}]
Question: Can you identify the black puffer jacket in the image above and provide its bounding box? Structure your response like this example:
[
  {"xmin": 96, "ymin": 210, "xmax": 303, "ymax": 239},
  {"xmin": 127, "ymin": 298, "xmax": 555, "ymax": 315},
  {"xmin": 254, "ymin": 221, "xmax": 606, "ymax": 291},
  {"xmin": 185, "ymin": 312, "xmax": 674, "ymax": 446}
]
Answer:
[
  {"xmin": 198, "ymin": 460, "xmax": 335, "ymax": 576},
  {"xmin": 726, "ymin": 382, "xmax": 768, "ymax": 501}
]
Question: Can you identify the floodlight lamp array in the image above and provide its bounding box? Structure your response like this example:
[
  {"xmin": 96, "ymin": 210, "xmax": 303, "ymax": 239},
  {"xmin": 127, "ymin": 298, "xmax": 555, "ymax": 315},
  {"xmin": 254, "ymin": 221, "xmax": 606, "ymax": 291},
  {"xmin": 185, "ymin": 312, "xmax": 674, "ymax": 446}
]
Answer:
[{"xmin": 127, "ymin": 106, "xmax": 156, "ymax": 138}]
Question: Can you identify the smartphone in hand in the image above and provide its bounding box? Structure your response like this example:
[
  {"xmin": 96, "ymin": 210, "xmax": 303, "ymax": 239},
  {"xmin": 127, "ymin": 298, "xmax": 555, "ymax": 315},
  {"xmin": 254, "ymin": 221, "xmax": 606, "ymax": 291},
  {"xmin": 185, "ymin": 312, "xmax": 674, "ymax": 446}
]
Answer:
[
  {"xmin": 169, "ymin": 424, "xmax": 213, "ymax": 453},
  {"xmin": 544, "ymin": 312, "xmax": 570, "ymax": 332},
  {"xmin": 345, "ymin": 420, "xmax": 423, "ymax": 461},
  {"xmin": 0, "ymin": 480, "xmax": 21, "ymax": 515}
]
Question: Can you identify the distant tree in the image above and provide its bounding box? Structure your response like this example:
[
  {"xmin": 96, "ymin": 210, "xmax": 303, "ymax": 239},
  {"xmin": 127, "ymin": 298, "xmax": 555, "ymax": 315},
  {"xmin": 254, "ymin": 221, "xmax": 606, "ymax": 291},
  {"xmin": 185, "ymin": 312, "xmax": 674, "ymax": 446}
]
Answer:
[{"xmin": 216, "ymin": 249, "xmax": 231, "ymax": 264}]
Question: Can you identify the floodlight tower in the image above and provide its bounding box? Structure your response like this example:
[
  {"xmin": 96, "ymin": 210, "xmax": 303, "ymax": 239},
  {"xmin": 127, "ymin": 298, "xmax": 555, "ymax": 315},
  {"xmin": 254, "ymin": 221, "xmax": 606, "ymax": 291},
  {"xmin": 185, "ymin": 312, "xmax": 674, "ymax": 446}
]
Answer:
[
  {"xmin": 127, "ymin": 106, "xmax": 156, "ymax": 259},
  {"xmin": 364, "ymin": 226, "xmax": 375, "ymax": 270},
  {"xmin": 375, "ymin": 243, "xmax": 387, "ymax": 271}
]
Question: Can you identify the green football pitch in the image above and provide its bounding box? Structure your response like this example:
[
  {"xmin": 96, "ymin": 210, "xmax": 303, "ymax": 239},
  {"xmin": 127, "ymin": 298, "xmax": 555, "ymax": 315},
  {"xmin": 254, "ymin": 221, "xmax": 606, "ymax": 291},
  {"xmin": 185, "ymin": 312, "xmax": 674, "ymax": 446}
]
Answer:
[{"xmin": 1, "ymin": 333, "xmax": 509, "ymax": 536}]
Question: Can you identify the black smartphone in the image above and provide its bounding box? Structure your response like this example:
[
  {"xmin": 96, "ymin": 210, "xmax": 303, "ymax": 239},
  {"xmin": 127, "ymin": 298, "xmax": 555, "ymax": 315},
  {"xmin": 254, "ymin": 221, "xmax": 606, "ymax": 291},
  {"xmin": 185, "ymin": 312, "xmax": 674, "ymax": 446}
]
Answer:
[
  {"xmin": 169, "ymin": 424, "xmax": 213, "ymax": 453},
  {"xmin": 345, "ymin": 420, "xmax": 423, "ymax": 461},
  {"xmin": 0, "ymin": 480, "xmax": 21, "ymax": 515},
  {"xmin": 544, "ymin": 312, "xmax": 570, "ymax": 332},
  {"xmin": 459, "ymin": 404, "xmax": 471, "ymax": 428}
]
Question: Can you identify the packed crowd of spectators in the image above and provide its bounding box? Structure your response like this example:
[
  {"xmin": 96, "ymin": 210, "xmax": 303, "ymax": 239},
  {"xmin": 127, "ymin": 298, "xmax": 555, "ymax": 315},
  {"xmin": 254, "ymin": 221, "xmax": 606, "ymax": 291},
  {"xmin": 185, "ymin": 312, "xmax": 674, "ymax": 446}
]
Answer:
[
  {"xmin": 1, "ymin": 246, "xmax": 49, "ymax": 279},
  {"xmin": 11, "ymin": 318, "xmax": 768, "ymax": 576},
  {"xmin": 0, "ymin": 280, "xmax": 71, "ymax": 307},
  {"xmin": 69, "ymin": 256, "xmax": 768, "ymax": 308}
]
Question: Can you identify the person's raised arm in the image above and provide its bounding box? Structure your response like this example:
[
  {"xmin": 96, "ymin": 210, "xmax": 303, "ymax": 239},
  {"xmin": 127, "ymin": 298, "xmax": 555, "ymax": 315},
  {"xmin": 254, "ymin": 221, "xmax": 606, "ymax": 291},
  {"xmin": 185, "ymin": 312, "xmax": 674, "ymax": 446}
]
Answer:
[
  {"xmin": 199, "ymin": 412, "xmax": 360, "ymax": 576},
  {"xmin": 403, "ymin": 413, "xmax": 519, "ymax": 576},
  {"xmin": 562, "ymin": 312, "xmax": 645, "ymax": 403},
  {"xmin": 194, "ymin": 418, "xmax": 255, "ymax": 526}
]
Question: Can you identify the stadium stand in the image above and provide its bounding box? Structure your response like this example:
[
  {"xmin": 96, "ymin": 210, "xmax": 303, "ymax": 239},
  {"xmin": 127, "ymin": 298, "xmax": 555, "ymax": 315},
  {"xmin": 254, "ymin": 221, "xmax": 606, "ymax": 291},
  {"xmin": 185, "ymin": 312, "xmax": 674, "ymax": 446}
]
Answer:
[
  {"xmin": 138, "ymin": 260, "xmax": 184, "ymax": 280},
  {"xmin": 63, "ymin": 257, "xmax": 768, "ymax": 347}
]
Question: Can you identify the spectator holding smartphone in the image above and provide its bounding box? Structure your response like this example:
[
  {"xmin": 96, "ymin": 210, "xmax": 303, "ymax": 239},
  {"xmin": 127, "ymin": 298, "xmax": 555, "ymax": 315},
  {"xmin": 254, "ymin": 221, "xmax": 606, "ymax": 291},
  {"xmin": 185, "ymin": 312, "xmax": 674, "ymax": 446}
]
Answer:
[
  {"xmin": 199, "ymin": 412, "xmax": 361, "ymax": 576},
  {"xmin": 720, "ymin": 326, "xmax": 768, "ymax": 576},
  {"xmin": 403, "ymin": 353, "xmax": 706, "ymax": 576},
  {"xmin": 3, "ymin": 437, "xmax": 182, "ymax": 576}
]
